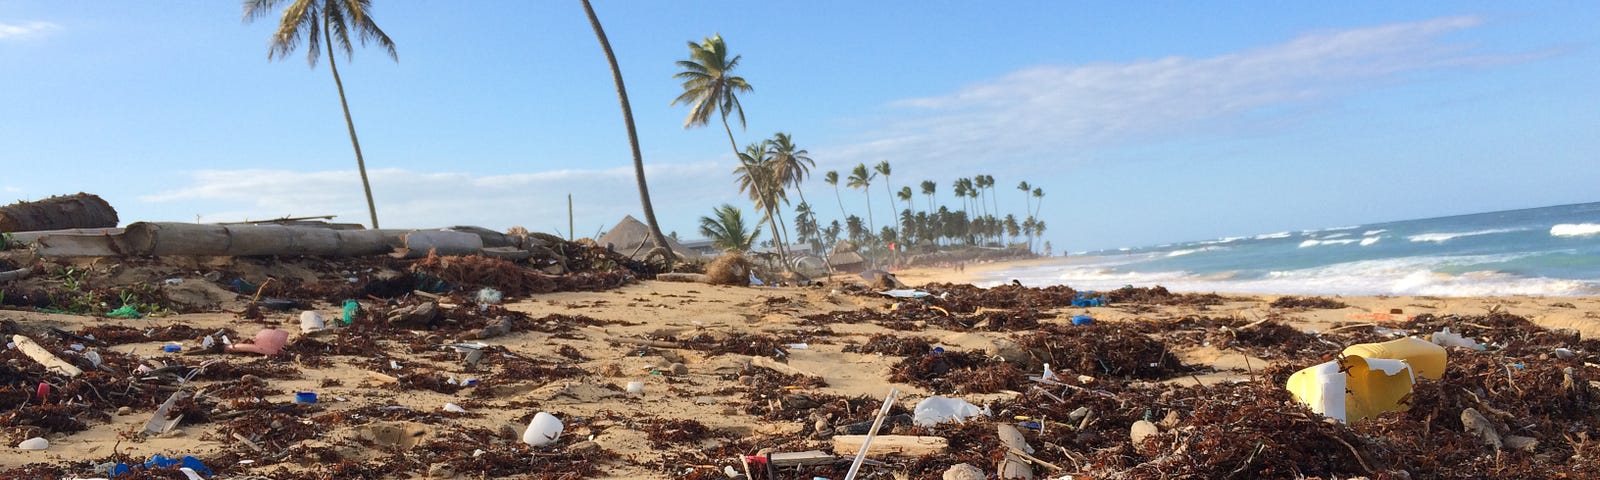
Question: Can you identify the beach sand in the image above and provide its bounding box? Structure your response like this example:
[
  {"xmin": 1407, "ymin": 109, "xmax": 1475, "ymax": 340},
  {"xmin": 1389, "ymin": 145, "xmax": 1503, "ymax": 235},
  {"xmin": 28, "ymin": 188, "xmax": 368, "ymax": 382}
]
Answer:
[{"xmin": 3, "ymin": 257, "xmax": 1598, "ymax": 478}]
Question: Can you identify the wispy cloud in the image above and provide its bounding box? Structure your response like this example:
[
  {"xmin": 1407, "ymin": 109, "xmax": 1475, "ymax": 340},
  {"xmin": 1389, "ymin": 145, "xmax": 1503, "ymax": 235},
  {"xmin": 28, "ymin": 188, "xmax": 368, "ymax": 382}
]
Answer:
[
  {"xmin": 138, "ymin": 163, "xmax": 732, "ymax": 234},
  {"xmin": 822, "ymin": 15, "xmax": 1540, "ymax": 173},
  {"xmin": 0, "ymin": 21, "xmax": 60, "ymax": 40}
]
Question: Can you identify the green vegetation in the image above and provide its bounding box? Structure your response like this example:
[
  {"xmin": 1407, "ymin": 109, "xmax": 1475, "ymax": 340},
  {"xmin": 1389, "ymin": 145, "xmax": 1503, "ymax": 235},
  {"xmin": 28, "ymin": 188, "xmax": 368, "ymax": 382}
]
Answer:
[{"xmin": 698, "ymin": 204, "xmax": 761, "ymax": 252}]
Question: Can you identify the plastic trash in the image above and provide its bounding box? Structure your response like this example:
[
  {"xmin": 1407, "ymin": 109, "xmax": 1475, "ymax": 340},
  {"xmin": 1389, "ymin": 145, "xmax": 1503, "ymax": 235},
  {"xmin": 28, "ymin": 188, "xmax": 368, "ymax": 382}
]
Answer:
[
  {"xmin": 880, "ymin": 289, "xmax": 932, "ymax": 299},
  {"xmin": 912, "ymin": 397, "xmax": 987, "ymax": 427},
  {"xmin": 294, "ymin": 392, "xmax": 318, "ymax": 404},
  {"xmin": 106, "ymin": 305, "xmax": 143, "ymax": 319},
  {"xmin": 1286, "ymin": 355, "xmax": 1414, "ymax": 423},
  {"xmin": 626, "ymin": 381, "xmax": 644, "ymax": 394},
  {"xmin": 143, "ymin": 455, "xmax": 212, "ymax": 477},
  {"xmin": 1430, "ymin": 327, "xmax": 1484, "ymax": 350},
  {"xmin": 341, "ymin": 299, "xmax": 360, "ymax": 325},
  {"xmin": 442, "ymin": 403, "xmax": 467, "ymax": 413},
  {"xmin": 299, "ymin": 311, "xmax": 325, "ymax": 334},
  {"xmin": 476, "ymin": 288, "xmax": 504, "ymax": 305},
  {"xmin": 1071, "ymin": 315, "xmax": 1094, "ymax": 326},
  {"xmin": 84, "ymin": 350, "xmax": 103, "ymax": 368},
  {"xmin": 523, "ymin": 412, "xmax": 564, "ymax": 446},
  {"xmin": 1555, "ymin": 348, "xmax": 1576, "ymax": 359},
  {"xmin": 17, "ymin": 437, "xmax": 48, "ymax": 450},
  {"xmin": 162, "ymin": 344, "xmax": 182, "ymax": 353},
  {"xmin": 1342, "ymin": 336, "xmax": 1447, "ymax": 380},
  {"xmin": 224, "ymin": 329, "xmax": 290, "ymax": 355}
]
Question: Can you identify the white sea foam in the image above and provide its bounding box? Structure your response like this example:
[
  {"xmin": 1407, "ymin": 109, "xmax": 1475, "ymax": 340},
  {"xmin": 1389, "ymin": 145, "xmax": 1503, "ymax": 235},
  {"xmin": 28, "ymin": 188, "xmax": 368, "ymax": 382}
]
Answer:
[
  {"xmin": 1254, "ymin": 231, "xmax": 1292, "ymax": 240},
  {"xmin": 1364, "ymin": 229, "xmax": 1388, "ymax": 236},
  {"xmin": 1551, "ymin": 223, "xmax": 1600, "ymax": 237},
  {"xmin": 1360, "ymin": 236, "xmax": 1381, "ymax": 246},
  {"xmin": 1406, "ymin": 228, "xmax": 1524, "ymax": 243},
  {"xmin": 1299, "ymin": 239, "xmax": 1359, "ymax": 248},
  {"xmin": 979, "ymin": 254, "xmax": 1597, "ymax": 297},
  {"xmin": 1166, "ymin": 249, "xmax": 1201, "ymax": 257},
  {"xmin": 1320, "ymin": 232, "xmax": 1352, "ymax": 239},
  {"xmin": 1323, "ymin": 226, "xmax": 1361, "ymax": 232}
]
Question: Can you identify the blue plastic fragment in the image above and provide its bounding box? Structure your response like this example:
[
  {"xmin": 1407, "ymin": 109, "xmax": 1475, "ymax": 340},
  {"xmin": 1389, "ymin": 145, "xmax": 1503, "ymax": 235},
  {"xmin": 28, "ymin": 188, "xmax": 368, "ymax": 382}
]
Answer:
[
  {"xmin": 1071, "ymin": 315, "xmax": 1094, "ymax": 326},
  {"xmin": 1018, "ymin": 421, "xmax": 1042, "ymax": 429}
]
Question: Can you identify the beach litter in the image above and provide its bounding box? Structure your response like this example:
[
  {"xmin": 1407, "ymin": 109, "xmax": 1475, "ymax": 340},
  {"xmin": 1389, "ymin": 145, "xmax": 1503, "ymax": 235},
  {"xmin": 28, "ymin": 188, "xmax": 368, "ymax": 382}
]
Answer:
[
  {"xmin": 913, "ymin": 397, "xmax": 987, "ymax": 427},
  {"xmin": 1285, "ymin": 355, "xmax": 1415, "ymax": 423},
  {"xmin": 523, "ymin": 412, "xmax": 564, "ymax": 446},
  {"xmin": 16, "ymin": 437, "xmax": 48, "ymax": 450}
]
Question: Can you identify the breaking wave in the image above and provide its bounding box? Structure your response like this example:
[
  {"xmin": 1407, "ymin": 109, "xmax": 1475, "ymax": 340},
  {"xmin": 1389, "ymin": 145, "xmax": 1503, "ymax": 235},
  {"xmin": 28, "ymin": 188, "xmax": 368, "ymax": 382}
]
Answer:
[
  {"xmin": 1551, "ymin": 224, "xmax": 1600, "ymax": 237},
  {"xmin": 1407, "ymin": 228, "xmax": 1523, "ymax": 243}
]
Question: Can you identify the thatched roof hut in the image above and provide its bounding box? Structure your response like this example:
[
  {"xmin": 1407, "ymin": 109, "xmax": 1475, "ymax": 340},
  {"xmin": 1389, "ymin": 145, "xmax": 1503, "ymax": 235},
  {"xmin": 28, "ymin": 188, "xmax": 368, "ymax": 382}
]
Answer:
[
  {"xmin": 596, "ymin": 215, "xmax": 699, "ymax": 261},
  {"xmin": 827, "ymin": 241, "xmax": 868, "ymax": 273}
]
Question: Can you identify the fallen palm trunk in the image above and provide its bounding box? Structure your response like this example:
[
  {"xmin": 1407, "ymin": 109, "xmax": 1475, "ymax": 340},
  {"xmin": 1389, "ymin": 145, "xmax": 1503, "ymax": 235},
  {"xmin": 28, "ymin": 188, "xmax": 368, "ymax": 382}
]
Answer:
[{"xmin": 0, "ymin": 193, "xmax": 118, "ymax": 233}]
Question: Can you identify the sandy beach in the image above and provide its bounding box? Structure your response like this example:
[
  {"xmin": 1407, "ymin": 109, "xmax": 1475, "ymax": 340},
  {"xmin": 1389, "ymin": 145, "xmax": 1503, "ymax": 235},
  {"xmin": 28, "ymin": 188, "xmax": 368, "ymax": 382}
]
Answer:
[{"xmin": 3, "ymin": 256, "xmax": 1599, "ymax": 478}]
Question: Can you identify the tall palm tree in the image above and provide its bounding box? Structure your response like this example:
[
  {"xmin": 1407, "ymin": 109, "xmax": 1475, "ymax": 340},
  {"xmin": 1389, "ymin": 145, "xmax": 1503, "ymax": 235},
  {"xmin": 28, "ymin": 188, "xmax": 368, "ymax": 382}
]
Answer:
[
  {"xmin": 1032, "ymin": 187, "xmax": 1045, "ymax": 219},
  {"xmin": 920, "ymin": 180, "xmax": 936, "ymax": 213},
  {"xmin": 896, "ymin": 186, "xmax": 913, "ymax": 211},
  {"xmin": 794, "ymin": 201, "xmax": 818, "ymax": 251},
  {"xmin": 766, "ymin": 132, "xmax": 814, "ymax": 219},
  {"xmin": 580, "ymin": 0, "xmax": 672, "ymax": 264},
  {"xmin": 823, "ymin": 170, "xmax": 848, "ymax": 223},
  {"xmin": 874, "ymin": 161, "xmax": 898, "ymax": 242},
  {"xmin": 846, "ymin": 163, "xmax": 877, "ymax": 240},
  {"xmin": 244, "ymin": 0, "xmax": 395, "ymax": 229},
  {"xmin": 983, "ymin": 175, "xmax": 1000, "ymax": 222},
  {"xmin": 699, "ymin": 204, "xmax": 761, "ymax": 252},
  {"xmin": 673, "ymin": 34, "xmax": 784, "ymax": 262},
  {"xmin": 1017, "ymin": 181, "xmax": 1032, "ymax": 221}
]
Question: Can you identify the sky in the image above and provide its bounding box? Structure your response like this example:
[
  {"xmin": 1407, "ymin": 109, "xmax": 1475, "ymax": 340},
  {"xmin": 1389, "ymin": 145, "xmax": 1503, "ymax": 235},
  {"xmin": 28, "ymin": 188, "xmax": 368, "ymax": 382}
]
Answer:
[{"xmin": 1, "ymin": 1, "xmax": 1596, "ymax": 252}]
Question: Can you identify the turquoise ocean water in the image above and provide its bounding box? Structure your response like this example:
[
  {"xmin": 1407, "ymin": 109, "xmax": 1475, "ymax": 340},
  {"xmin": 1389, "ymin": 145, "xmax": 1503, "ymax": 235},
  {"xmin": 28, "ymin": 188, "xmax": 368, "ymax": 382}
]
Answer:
[{"xmin": 978, "ymin": 202, "xmax": 1600, "ymax": 296}]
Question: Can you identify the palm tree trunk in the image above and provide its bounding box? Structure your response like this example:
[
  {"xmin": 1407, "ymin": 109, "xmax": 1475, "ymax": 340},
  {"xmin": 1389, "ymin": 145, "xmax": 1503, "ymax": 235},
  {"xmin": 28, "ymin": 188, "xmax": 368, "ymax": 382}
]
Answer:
[
  {"xmin": 325, "ymin": 19, "xmax": 380, "ymax": 229},
  {"xmin": 719, "ymin": 115, "xmax": 787, "ymax": 265},
  {"xmin": 882, "ymin": 180, "xmax": 898, "ymax": 243},
  {"xmin": 581, "ymin": 0, "xmax": 674, "ymax": 266},
  {"xmin": 831, "ymin": 186, "xmax": 847, "ymax": 225}
]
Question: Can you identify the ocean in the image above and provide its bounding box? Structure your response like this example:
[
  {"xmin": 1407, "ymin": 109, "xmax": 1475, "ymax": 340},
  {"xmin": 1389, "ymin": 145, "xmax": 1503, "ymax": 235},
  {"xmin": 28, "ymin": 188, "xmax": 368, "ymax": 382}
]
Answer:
[{"xmin": 978, "ymin": 202, "xmax": 1600, "ymax": 297}]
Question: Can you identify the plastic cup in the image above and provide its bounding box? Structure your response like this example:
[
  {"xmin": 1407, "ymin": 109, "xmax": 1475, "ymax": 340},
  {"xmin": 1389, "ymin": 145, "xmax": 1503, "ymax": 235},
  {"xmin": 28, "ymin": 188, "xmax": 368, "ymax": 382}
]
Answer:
[{"xmin": 626, "ymin": 381, "xmax": 644, "ymax": 394}]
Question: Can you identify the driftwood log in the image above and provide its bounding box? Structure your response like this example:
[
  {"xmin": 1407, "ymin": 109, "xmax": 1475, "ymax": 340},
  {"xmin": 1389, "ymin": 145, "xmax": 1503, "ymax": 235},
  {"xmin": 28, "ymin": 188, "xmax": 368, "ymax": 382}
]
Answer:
[{"xmin": 0, "ymin": 193, "xmax": 118, "ymax": 233}]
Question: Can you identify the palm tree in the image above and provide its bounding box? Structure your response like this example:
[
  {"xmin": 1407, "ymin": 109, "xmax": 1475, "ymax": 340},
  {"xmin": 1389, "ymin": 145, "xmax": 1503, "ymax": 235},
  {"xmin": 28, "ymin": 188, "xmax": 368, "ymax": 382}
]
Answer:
[
  {"xmin": 874, "ymin": 161, "xmax": 898, "ymax": 242},
  {"xmin": 766, "ymin": 133, "xmax": 814, "ymax": 210},
  {"xmin": 920, "ymin": 180, "xmax": 936, "ymax": 213},
  {"xmin": 1032, "ymin": 187, "xmax": 1045, "ymax": 219},
  {"xmin": 1004, "ymin": 214, "xmax": 1020, "ymax": 245},
  {"xmin": 673, "ymin": 34, "xmax": 785, "ymax": 262},
  {"xmin": 896, "ymin": 186, "xmax": 913, "ymax": 212},
  {"xmin": 699, "ymin": 204, "xmax": 761, "ymax": 252},
  {"xmin": 244, "ymin": 0, "xmax": 395, "ymax": 229},
  {"xmin": 1017, "ymin": 181, "xmax": 1032, "ymax": 221},
  {"xmin": 735, "ymin": 143, "xmax": 790, "ymax": 256},
  {"xmin": 580, "ymin": 0, "xmax": 672, "ymax": 264},
  {"xmin": 846, "ymin": 163, "xmax": 877, "ymax": 239},
  {"xmin": 983, "ymin": 175, "xmax": 1000, "ymax": 221},
  {"xmin": 823, "ymin": 170, "xmax": 848, "ymax": 223},
  {"xmin": 794, "ymin": 201, "xmax": 819, "ymax": 251}
]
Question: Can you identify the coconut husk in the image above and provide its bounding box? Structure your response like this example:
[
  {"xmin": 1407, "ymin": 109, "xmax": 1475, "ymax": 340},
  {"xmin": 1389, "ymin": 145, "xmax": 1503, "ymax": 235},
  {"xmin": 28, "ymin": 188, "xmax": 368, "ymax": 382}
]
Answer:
[{"xmin": 705, "ymin": 253, "xmax": 752, "ymax": 286}]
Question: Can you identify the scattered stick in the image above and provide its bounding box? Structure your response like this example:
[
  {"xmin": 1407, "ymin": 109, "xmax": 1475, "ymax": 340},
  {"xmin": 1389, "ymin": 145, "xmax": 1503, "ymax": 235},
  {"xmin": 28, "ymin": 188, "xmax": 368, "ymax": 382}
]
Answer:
[
  {"xmin": 1008, "ymin": 448, "xmax": 1063, "ymax": 471},
  {"xmin": 843, "ymin": 388, "xmax": 898, "ymax": 480}
]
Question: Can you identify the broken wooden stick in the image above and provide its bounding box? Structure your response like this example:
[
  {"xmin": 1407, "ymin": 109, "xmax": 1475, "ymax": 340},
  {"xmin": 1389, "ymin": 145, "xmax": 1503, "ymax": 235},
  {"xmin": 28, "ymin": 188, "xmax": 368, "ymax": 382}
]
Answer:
[
  {"xmin": 832, "ymin": 435, "xmax": 948, "ymax": 457},
  {"xmin": 12, "ymin": 334, "xmax": 83, "ymax": 377}
]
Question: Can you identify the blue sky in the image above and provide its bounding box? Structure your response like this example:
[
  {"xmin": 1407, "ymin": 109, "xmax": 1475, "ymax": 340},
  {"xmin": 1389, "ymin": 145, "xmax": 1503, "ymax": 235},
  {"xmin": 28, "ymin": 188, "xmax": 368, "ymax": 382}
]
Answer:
[{"xmin": 1, "ymin": 1, "xmax": 1596, "ymax": 252}]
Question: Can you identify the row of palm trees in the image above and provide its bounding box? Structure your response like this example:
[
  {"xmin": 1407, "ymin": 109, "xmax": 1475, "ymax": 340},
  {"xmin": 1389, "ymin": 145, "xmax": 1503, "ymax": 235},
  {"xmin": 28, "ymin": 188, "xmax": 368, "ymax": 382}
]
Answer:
[{"xmin": 670, "ymin": 33, "xmax": 1051, "ymax": 260}]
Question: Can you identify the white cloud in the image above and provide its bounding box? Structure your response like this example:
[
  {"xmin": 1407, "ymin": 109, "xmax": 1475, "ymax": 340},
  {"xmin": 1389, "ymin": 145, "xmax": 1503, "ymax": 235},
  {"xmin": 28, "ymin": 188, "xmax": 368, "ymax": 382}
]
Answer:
[
  {"xmin": 0, "ymin": 21, "xmax": 59, "ymax": 40},
  {"xmin": 821, "ymin": 15, "xmax": 1537, "ymax": 173},
  {"xmin": 137, "ymin": 162, "xmax": 736, "ymax": 235}
]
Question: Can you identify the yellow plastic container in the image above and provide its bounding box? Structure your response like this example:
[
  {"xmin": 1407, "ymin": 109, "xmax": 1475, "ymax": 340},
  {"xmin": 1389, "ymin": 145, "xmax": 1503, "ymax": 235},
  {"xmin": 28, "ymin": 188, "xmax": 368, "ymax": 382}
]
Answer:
[
  {"xmin": 1286, "ymin": 355, "xmax": 1415, "ymax": 423},
  {"xmin": 1342, "ymin": 337, "xmax": 1447, "ymax": 380}
]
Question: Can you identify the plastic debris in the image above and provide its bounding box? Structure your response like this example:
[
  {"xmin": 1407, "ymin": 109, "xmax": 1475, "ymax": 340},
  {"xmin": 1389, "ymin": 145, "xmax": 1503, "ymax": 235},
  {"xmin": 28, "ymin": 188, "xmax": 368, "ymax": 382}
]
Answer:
[
  {"xmin": 299, "ymin": 311, "xmax": 325, "ymax": 334},
  {"xmin": 295, "ymin": 392, "xmax": 318, "ymax": 404},
  {"xmin": 1342, "ymin": 336, "xmax": 1447, "ymax": 379},
  {"xmin": 879, "ymin": 289, "xmax": 932, "ymax": 299},
  {"xmin": 1430, "ymin": 327, "xmax": 1484, "ymax": 350},
  {"xmin": 475, "ymin": 288, "xmax": 504, "ymax": 305},
  {"xmin": 341, "ymin": 299, "xmax": 360, "ymax": 325},
  {"xmin": 1070, "ymin": 315, "xmax": 1094, "ymax": 326},
  {"xmin": 106, "ymin": 305, "xmax": 143, "ymax": 319},
  {"xmin": 442, "ymin": 403, "xmax": 467, "ymax": 413},
  {"xmin": 523, "ymin": 412, "xmax": 564, "ymax": 446},
  {"xmin": 17, "ymin": 437, "xmax": 48, "ymax": 450},
  {"xmin": 1286, "ymin": 355, "xmax": 1415, "ymax": 423},
  {"xmin": 912, "ymin": 397, "xmax": 987, "ymax": 427}
]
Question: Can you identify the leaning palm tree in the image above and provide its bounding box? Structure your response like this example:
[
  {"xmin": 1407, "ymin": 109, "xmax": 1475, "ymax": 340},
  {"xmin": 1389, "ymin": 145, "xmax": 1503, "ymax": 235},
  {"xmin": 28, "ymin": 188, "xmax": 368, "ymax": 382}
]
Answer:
[
  {"xmin": 244, "ymin": 0, "xmax": 395, "ymax": 229},
  {"xmin": 580, "ymin": 0, "xmax": 672, "ymax": 264},
  {"xmin": 699, "ymin": 204, "xmax": 761, "ymax": 252},
  {"xmin": 823, "ymin": 170, "xmax": 848, "ymax": 223},
  {"xmin": 673, "ymin": 34, "xmax": 784, "ymax": 262},
  {"xmin": 874, "ymin": 161, "xmax": 898, "ymax": 242},
  {"xmin": 1032, "ymin": 187, "xmax": 1046, "ymax": 219},
  {"xmin": 846, "ymin": 163, "xmax": 877, "ymax": 240},
  {"xmin": 983, "ymin": 175, "xmax": 1000, "ymax": 221}
]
